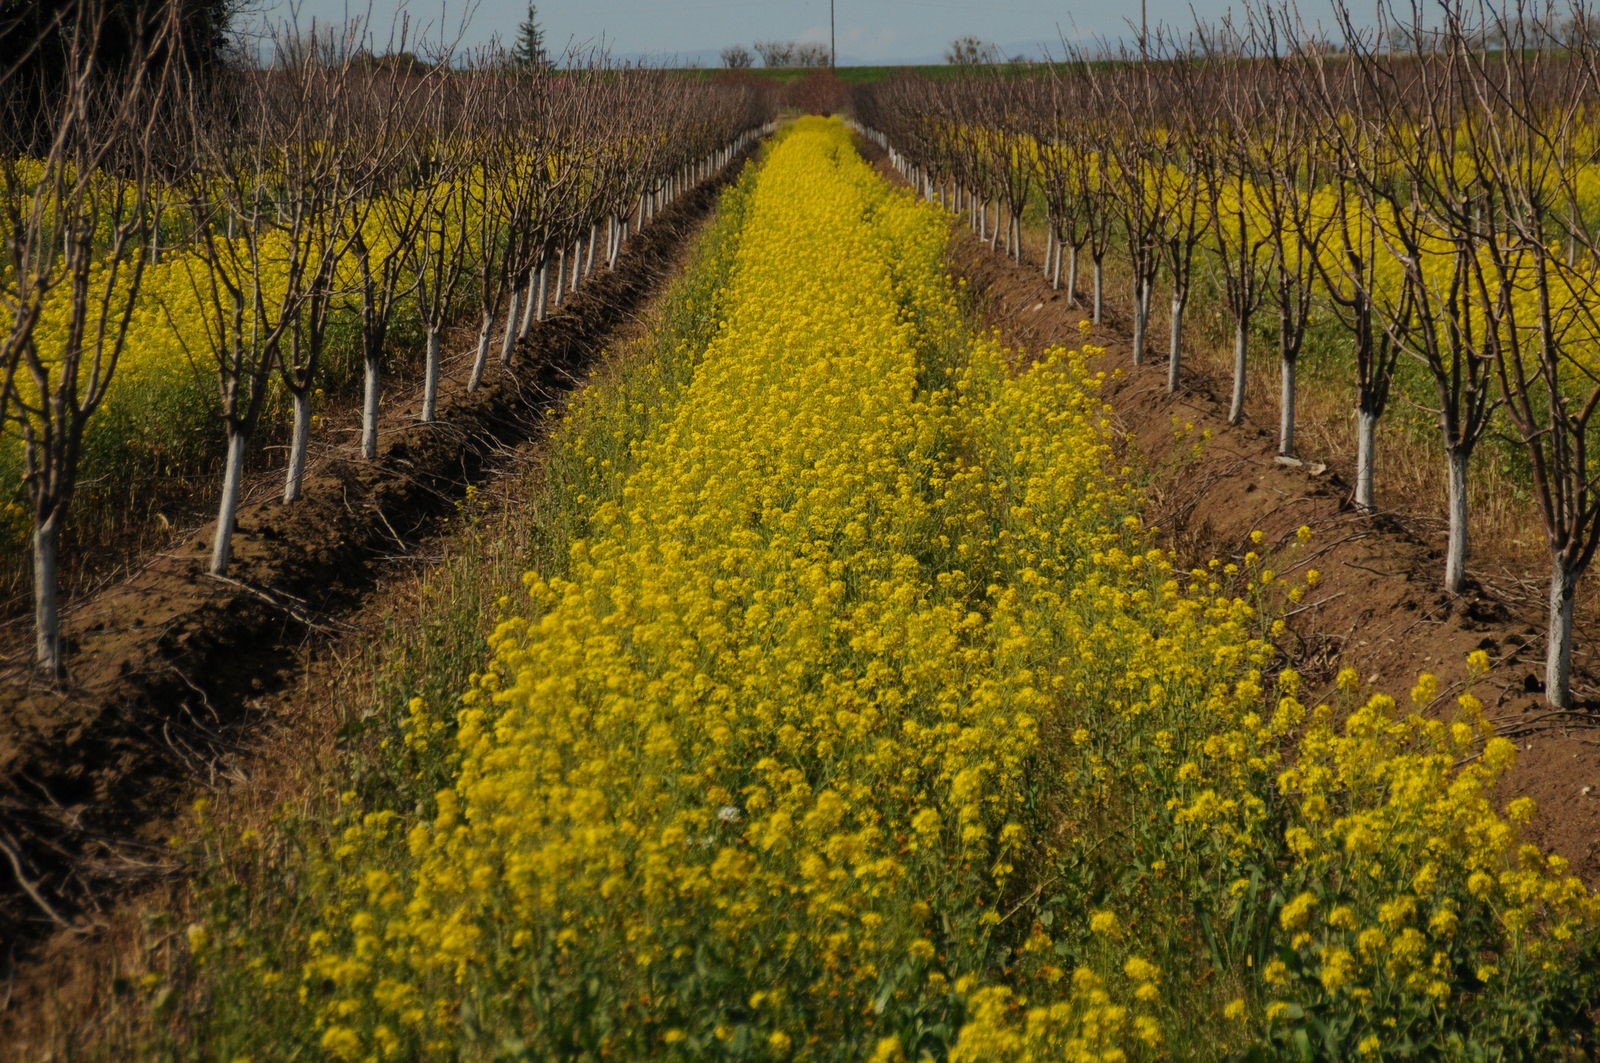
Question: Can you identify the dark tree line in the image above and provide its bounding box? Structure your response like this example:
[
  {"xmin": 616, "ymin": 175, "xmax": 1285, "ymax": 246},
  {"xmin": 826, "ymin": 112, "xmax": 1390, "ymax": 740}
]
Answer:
[{"xmin": 0, "ymin": 0, "xmax": 235, "ymax": 151}]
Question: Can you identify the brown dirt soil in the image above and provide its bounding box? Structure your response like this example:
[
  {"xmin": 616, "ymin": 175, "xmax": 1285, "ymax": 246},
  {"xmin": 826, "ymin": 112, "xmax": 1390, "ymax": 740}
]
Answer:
[
  {"xmin": 941, "ymin": 223, "xmax": 1600, "ymax": 885},
  {"xmin": 0, "ymin": 153, "xmax": 752, "ymax": 972}
]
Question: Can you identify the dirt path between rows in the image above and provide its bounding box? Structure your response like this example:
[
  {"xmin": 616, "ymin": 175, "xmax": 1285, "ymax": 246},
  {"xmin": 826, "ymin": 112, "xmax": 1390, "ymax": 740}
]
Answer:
[
  {"xmin": 0, "ymin": 151, "xmax": 752, "ymax": 974},
  {"xmin": 940, "ymin": 219, "xmax": 1600, "ymax": 885}
]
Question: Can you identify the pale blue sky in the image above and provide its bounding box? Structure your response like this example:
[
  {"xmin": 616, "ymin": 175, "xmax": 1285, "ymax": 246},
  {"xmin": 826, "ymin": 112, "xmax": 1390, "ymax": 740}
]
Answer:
[{"xmin": 239, "ymin": 0, "xmax": 1367, "ymax": 66}]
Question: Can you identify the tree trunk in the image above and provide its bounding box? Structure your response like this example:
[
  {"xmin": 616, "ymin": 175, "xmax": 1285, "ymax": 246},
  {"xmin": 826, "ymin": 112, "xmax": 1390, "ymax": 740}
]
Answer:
[
  {"xmin": 1066, "ymin": 244, "xmax": 1078, "ymax": 305},
  {"xmin": 606, "ymin": 215, "xmax": 617, "ymax": 268},
  {"xmin": 1279, "ymin": 355, "xmax": 1297, "ymax": 458},
  {"xmin": 361, "ymin": 353, "xmax": 381, "ymax": 459},
  {"xmin": 584, "ymin": 222, "xmax": 597, "ymax": 276},
  {"xmin": 1132, "ymin": 276, "xmax": 1150, "ymax": 365},
  {"xmin": 421, "ymin": 326, "xmax": 442, "ymax": 423},
  {"xmin": 1355, "ymin": 407, "xmax": 1377, "ymax": 511},
  {"xmin": 570, "ymin": 239, "xmax": 581, "ymax": 292},
  {"xmin": 1044, "ymin": 229, "xmax": 1055, "ymax": 279},
  {"xmin": 467, "ymin": 309, "xmax": 493, "ymax": 392},
  {"xmin": 519, "ymin": 268, "xmax": 538, "ymax": 338},
  {"xmin": 535, "ymin": 263, "xmax": 548, "ymax": 323},
  {"xmin": 1092, "ymin": 260, "xmax": 1104, "ymax": 324},
  {"xmin": 499, "ymin": 287, "xmax": 521, "ymax": 366},
  {"xmin": 211, "ymin": 426, "xmax": 248, "ymax": 576},
  {"xmin": 1167, "ymin": 293, "xmax": 1185, "ymax": 393},
  {"xmin": 1445, "ymin": 447, "xmax": 1470, "ymax": 594},
  {"xmin": 553, "ymin": 250, "xmax": 565, "ymax": 308},
  {"xmin": 285, "ymin": 389, "xmax": 311, "ymax": 502},
  {"xmin": 32, "ymin": 512, "xmax": 61, "ymax": 675},
  {"xmin": 1228, "ymin": 319, "xmax": 1248, "ymax": 425},
  {"xmin": 1547, "ymin": 551, "xmax": 1579, "ymax": 708}
]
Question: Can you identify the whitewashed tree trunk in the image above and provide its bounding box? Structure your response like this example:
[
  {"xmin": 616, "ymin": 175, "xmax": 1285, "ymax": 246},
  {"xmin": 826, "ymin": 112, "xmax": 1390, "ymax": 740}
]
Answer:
[
  {"xmin": 570, "ymin": 239, "xmax": 581, "ymax": 292},
  {"xmin": 1547, "ymin": 553, "xmax": 1579, "ymax": 708},
  {"xmin": 1445, "ymin": 448, "xmax": 1470, "ymax": 594},
  {"xmin": 1092, "ymin": 261, "xmax": 1104, "ymax": 324},
  {"xmin": 1355, "ymin": 408, "xmax": 1377, "ymax": 511},
  {"xmin": 421, "ymin": 327, "xmax": 442, "ymax": 423},
  {"xmin": 584, "ymin": 222, "xmax": 597, "ymax": 276},
  {"xmin": 1132, "ymin": 277, "xmax": 1151, "ymax": 364},
  {"xmin": 1279, "ymin": 356, "xmax": 1297, "ymax": 457},
  {"xmin": 1167, "ymin": 294, "xmax": 1185, "ymax": 393},
  {"xmin": 467, "ymin": 310, "xmax": 494, "ymax": 392},
  {"xmin": 519, "ymin": 268, "xmax": 538, "ymax": 338},
  {"xmin": 360, "ymin": 354, "xmax": 380, "ymax": 459},
  {"xmin": 553, "ymin": 250, "xmax": 565, "ymax": 308},
  {"xmin": 535, "ymin": 263, "xmax": 548, "ymax": 323},
  {"xmin": 211, "ymin": 427, "xmax": 248, "ymax": 576},
  {"xmin": 285, "ymin": 390, "xmax": 311, "ymax": 502},
  {"xmin": 1228, "ymin": 320, "xmax": 1248, "ymax": 424},
  {"xmin": 499, "ymin": 288, "xmax": 521, "ymax": 366},
  {"xmin": 33, "ymin": 514, "xmax": 61, "ymax": 674},
  {"xmin": 1044, "ymin": 230, "xmax": 1055, "ymax": 279}
]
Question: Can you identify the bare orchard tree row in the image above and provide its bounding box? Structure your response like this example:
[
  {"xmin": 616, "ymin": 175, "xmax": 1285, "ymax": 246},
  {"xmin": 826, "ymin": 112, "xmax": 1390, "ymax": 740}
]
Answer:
[
  {"xmin": 854, "ymin": 0, "xmax": 1600, "ymax": 708},
  {"xmin": 0, "ymin": 9, "xmax": 774, "ymax": 678}
]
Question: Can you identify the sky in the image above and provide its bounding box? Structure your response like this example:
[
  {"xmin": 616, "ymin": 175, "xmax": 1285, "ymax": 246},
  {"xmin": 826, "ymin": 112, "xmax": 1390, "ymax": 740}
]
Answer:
[{"xmin": 238, "ymin": 0, "xmax": 1370, "ymax": 67}]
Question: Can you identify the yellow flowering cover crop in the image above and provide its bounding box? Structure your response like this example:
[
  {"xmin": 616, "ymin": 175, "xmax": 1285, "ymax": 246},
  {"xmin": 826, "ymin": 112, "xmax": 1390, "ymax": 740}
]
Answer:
[{"xmin": 264, "ymin": 118, "xmax": 1599, "ymax": 1061}]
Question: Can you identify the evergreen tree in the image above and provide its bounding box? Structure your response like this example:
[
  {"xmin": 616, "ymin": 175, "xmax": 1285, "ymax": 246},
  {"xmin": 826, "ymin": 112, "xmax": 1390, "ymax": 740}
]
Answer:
[{"xmin": 512, "ymin": 3, "xmax": 545, "ymax": 68}]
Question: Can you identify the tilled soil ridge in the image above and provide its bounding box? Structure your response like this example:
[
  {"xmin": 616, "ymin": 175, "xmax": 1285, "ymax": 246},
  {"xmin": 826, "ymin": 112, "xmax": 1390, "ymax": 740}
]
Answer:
[{"xmin": 0, "ymin": 155, "xmax": 751, "ymax": 958}]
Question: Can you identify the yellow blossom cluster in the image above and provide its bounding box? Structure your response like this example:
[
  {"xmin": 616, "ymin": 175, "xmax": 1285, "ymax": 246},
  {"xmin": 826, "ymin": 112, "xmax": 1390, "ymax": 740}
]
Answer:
[{"xmin": 227, "ymin": 117, "xmax": 1600, "ymax": 1060}]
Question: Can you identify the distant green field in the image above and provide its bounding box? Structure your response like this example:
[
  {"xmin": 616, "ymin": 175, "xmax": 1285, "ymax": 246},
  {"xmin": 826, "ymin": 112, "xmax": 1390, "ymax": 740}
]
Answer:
[{"xmin": 674, "ymin": 62, "xmax": 1065, "ymax": 84}]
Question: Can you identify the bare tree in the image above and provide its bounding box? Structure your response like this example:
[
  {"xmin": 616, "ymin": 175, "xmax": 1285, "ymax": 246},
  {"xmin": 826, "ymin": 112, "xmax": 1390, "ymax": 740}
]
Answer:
[
  {"xmin": 274, "ymin": 51, "xmax": 359, "ymax": 501},
  {"xmin": 753, "ymin": 40, "xmax": 795, "ymax": 68},
  {"xmin": 947, "ymin": 35, "xmax": 1000, "ymax": 65},
  {"xmin": 176, "ymin": 46, "xmax": 353, "ymax": 574},
  {"xmin": 1290, "ymin": 7, "xmax": 1413, "ymax": 513},
  {"xmin": 1335, "ymin": 0, "xmax": 1499, "ymax": 594},
  {"xmin": 795, "ymin": 42, "xmax": 831, "ymax": 68},
  {"xmin": 721, "ymin": 44, "xmax": 753, "ymax": 70},
  {"xmin": 342, "ymin": 61, "xmax": 442, "ymax": 459},
  {"xmin": 1463, "ymin": 0, "xmax": 1600, "ymax": 705},
  {"xmin": 0, "ymin": 1, "xmax": 178, "ymax": 673},
  {"xmin": 1093, "ymin": 57, "xmax": 1167, "ymax": 365}
]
